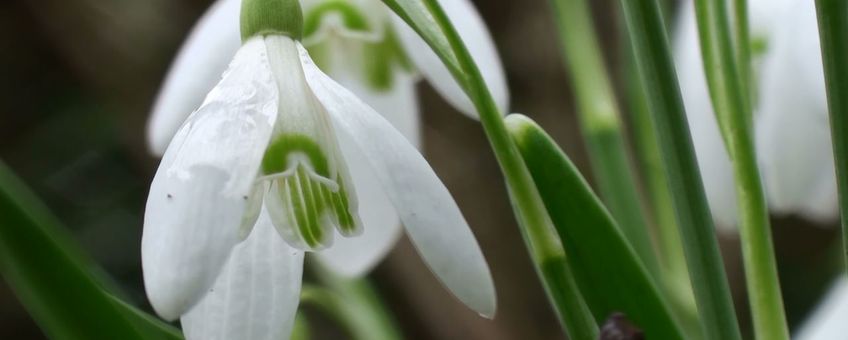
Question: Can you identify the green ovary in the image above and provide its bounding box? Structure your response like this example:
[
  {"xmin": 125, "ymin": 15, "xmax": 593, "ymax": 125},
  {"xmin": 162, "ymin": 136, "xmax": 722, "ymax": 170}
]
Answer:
[{"xmin": 262, "ymin": 134, "xmax": 360, "ymax": 250}]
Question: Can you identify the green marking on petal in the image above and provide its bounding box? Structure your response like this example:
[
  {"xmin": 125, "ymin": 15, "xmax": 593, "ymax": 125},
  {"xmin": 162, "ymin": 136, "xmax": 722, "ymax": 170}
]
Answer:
[
  {"xmin": 364, "ymin": 29, "xmax": 414, "ymax": 91},
  {"xmin": 262, "ymin": 134, "xmax": 331, "ymax": 177},
  {"xmin": 261, "ymin": 134, "xmax": 361, "ymax": 250},
  {"xmin": 750, "ymin": 36, "xmax": 769, "ymax": 57},
  {"xmin": 304, "ymin": 0, "xmax": 372, "ymax": 38},
  {"xmin": 334, "ymin": 176, "xmax": 358, "ymax": 235}
]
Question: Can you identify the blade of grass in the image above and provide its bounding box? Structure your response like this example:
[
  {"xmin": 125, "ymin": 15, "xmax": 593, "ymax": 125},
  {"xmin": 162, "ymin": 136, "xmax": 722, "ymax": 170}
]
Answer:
[
  {"xmin": 815, "ymin": 0, "xmax": 848, "ymax": 276},
  {"xmin": 0, "ymin": 161, "xmax": 181, "ymax": 340},
  {"xmin": 617, "ymin": 1, "xmax": 742, "ymax": 339},
  {"xmin": 548, "ymin": 0, "xmax": 660, "ymax": 279},
  {"xmin": 692, "ymin": 0, "xmax": 789, "ymax": 338},
  {"xmin": 617, "ymin": 3, "xmax": 700, "ymax": 334},
  {"xmin": 626, "ymin": 46, "xmax": 700, "ymax": 337},
  {"xmin": 506, "ymin": 114, "xmax": 685, "ymax": 340}
]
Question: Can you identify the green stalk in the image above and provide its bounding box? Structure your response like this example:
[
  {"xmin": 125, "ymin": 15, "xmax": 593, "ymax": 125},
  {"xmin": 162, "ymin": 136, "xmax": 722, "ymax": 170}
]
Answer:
[
  {"xmin": 306, "ymin": 265, "xmax": 402, "ymax": 340},
  {"xmin": 510, "ymin": 199, "xmax": 599, "ymax": 340},
  {"xmin": 692, "ymin": 0, "xmax": 789, "ymax": 338},
  {"xmin": 617, "ymin": 1, "xmax": 742, "ymax": 339},
  {"xmin": 815, "ymin": 0, "xmax": 848, "ymax": 275},
  {"xmin": 398, "ymin": 0, "xmax": 600, "ymax": 336},
  {"xmin": 548, "ymin": 0, "xmax": 660, "ymax": 278},
  {"xmin": 733, "ymin": 0, "xmax": 753, "ymax": 117}
]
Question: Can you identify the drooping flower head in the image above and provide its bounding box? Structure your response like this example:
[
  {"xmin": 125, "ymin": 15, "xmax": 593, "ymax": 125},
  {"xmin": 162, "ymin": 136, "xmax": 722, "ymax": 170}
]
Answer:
[
  {"xmin": 142, "ymin": 0, "xmax": 496, "ymax": 338},
  {"xmin": 147, "ymin": 0, "xmax": 508, "ymax": 277}
]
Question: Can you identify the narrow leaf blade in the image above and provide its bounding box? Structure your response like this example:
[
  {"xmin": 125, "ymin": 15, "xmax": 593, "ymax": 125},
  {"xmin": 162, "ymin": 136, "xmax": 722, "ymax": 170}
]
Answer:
[{"xmin": 0, "ymin": 161, "xmax": 181, "ymax": 340}]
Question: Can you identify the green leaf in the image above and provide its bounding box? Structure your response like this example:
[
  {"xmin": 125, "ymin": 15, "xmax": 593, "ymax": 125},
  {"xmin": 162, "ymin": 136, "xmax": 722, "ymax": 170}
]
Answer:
[
  {"xmin": 617, "ymin": 1, "xmax": 741, "ymax": 338},
  {"xmin": 0, "ymin": 161, "xmax": 182, "ymax": 340},
  {"xmin": 506, "ymin": 114, "xmax": 685, "ymax": 340},
  {"xmin": 815, "ymin": 0, "xmax": 848, "ymax": 280},
  {"xmin": 109, "ymin": 296, "xmax": 184, "ymax": 340}
]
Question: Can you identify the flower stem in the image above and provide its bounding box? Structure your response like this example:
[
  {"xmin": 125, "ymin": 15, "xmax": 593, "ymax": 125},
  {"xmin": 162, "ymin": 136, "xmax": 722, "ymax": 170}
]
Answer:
[
  {"xmin": 617, "ymin": 1, "xmax": 742, "ymax": 339},
  {"xmin": 733, "ymin": 0, "xmax": 752, "ymax": 118},
  {"xmin": 815, "ymin": 0, "xmax": 848, "ymax": 277},
  {"xmin": 418, "ymin": 0, "xmax": 598, "ymax": 337},
  {"xmin": 692, "ymin": 0, "xmax": 789, "ymax": 338},
  {"xmin": 547, "ymin": 0, "xmax": 660, "ymax": 279}
]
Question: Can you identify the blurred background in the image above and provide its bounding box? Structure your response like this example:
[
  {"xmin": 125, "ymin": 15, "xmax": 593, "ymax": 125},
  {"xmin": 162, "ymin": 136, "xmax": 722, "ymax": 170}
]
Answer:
[{"xmin": 0, "ymin": 0, "xmax": 842, "ymax": 338}]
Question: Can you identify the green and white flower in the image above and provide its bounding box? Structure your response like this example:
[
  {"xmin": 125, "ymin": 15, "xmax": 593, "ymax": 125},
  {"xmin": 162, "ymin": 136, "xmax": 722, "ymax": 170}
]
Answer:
[
  {"xmin": 147, "ymin": 0, "xmax": 507, "ymax": 276},
  {"xmin": 142, "ymin": 1, "xmax": 496, "ymax": 338},
  {"xmin": 674, "ymin": 0, "xmax": 836, "ymax": 229}
]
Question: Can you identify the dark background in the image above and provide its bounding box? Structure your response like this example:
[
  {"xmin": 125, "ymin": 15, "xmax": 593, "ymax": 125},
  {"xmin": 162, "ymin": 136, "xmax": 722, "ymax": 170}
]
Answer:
[{"xmin": 0, "ymin": 0, "xmax": 841, "ymax": 338}]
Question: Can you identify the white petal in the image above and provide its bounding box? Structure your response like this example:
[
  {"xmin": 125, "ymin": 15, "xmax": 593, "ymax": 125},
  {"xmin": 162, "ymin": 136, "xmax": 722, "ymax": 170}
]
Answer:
[
  {"xmin": 298, "ymin": 43, "xmax": 496, "ymax": 317},
  {"xmin": 389, "ymin": 0, "xmax": 508, "ymax": 119},
  {"xmin": 142, "ymin": 38, "xmax": 278, "ymax": 320},
  {"xmin": 329, "ymin": 65, "xmax": 422, "ymax": 148},
  {"xmin": 672, "ymin": 2, "xmax": 738, "ymax": 230},
  {"xmin": 795, "ymin": 277, "xmax": 848, "ymax": 340},
  {"xmin": 755, "ymin": 1, "xmax": 838, "ymax": 222},
  {"xmin": 748, "ymin": 0, "xmax": 795, "ymax": 38},
  {"xmin": 147, "ymin": 0, "xmax": 241, "ymax": 156},
  {"xmin": 181, "ymin": 209, "xmax": 305, "ymax": 340},
  {"xmin": 315, "ymin": 132, "xmax": 404, "ymax": 277}
]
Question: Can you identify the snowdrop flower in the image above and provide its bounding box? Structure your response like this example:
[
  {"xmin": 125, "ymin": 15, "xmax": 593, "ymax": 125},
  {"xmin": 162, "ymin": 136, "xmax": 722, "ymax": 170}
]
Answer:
[
  {"xmin": 147, "ymin": 0, "xmax": 507, "ymax": 276},
  {"xmin": 148, "ymin": 0, "xmax": 508, "ymax": 155},
  {"xmin": 794, "ymin": 277, "xmax": 848, "ymax": 340},
  {"xmin": 673, "ymin": 0, "xmax": 836, "ymax": 230},
  {"xmin": 142, "ymin": 0, "xmax": 495, "ymax": 338}
]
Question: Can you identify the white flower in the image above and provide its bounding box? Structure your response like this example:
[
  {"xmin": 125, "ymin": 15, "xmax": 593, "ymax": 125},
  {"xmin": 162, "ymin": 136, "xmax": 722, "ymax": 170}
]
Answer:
[
  {"xmin": 142, "ymin": 28, "xmax": 496, "ymax": 340},
  {"xmin": 147, "ymin": 0, "xmax": 508, "ymax": 154},
  {"xmin": 147, "ymin": 0, "xmax": 508, "ymax": 276},
  {"xmin": 794, "ymin": 277, "xmax": 848, "ymax": 340},
  {"xmin": 673, "ymin": 0, "xmax": 837, "ymax": 230}
]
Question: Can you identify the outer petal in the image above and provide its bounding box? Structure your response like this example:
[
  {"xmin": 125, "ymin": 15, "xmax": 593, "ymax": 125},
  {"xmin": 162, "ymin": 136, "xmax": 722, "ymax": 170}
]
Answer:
[
  {"xmin": 298, "ymin": 43, "xmax": 496, "ymax": 317},
  {"xmin": 330, "ymin": 65, "xmax": 421, "ymax": 148},
  {"xmin": 315, "ymin": 135, "xmax": 404, "ymax": 277},
  {"xmin": 142, "ymin": 38, "xmax": 278, "ymax": 321},
  {"xmin": 389, "ymin": 0, "xmax": 509, "ymax": 119},
  {"xmin": 795, "ymin": 278, "xmax": 848, "ymax": 340},
  {"xmin": 314, "ymin": 47, "xmax": 419, "ymax": 276},
  {"xmin": 147, "ymin": 0, "xmax": 241, "ymax": 156},
  {"xmin": 181, "ymin": 209, "xmax": 305, "ymax": 340},
  {"xmin": 672, "ymin": 2, "xmax": 738, "ymax": 229},
  {"xmin": 755, "ymin": 1, "xmax": 838, "ymax": 222},
  {"xmin": 748, "ymin": 0, "xmax": 794, "ymax": 38}
]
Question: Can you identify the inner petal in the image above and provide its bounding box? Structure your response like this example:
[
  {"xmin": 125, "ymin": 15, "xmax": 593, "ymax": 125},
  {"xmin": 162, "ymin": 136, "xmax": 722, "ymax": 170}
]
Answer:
[
  {"xmin": 260, "ymin": 35, "xmax": 363, "ymax": 251},
  {"xmin": 262, "ymin": 157, "xmax": 362, "ymax": 251}
]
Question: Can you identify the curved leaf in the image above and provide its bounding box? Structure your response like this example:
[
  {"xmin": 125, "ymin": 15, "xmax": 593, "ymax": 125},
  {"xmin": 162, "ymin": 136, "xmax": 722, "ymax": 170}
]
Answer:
[{"xmin": 506, "ymin": 115, "xmax": 685, "ymax": 340}]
